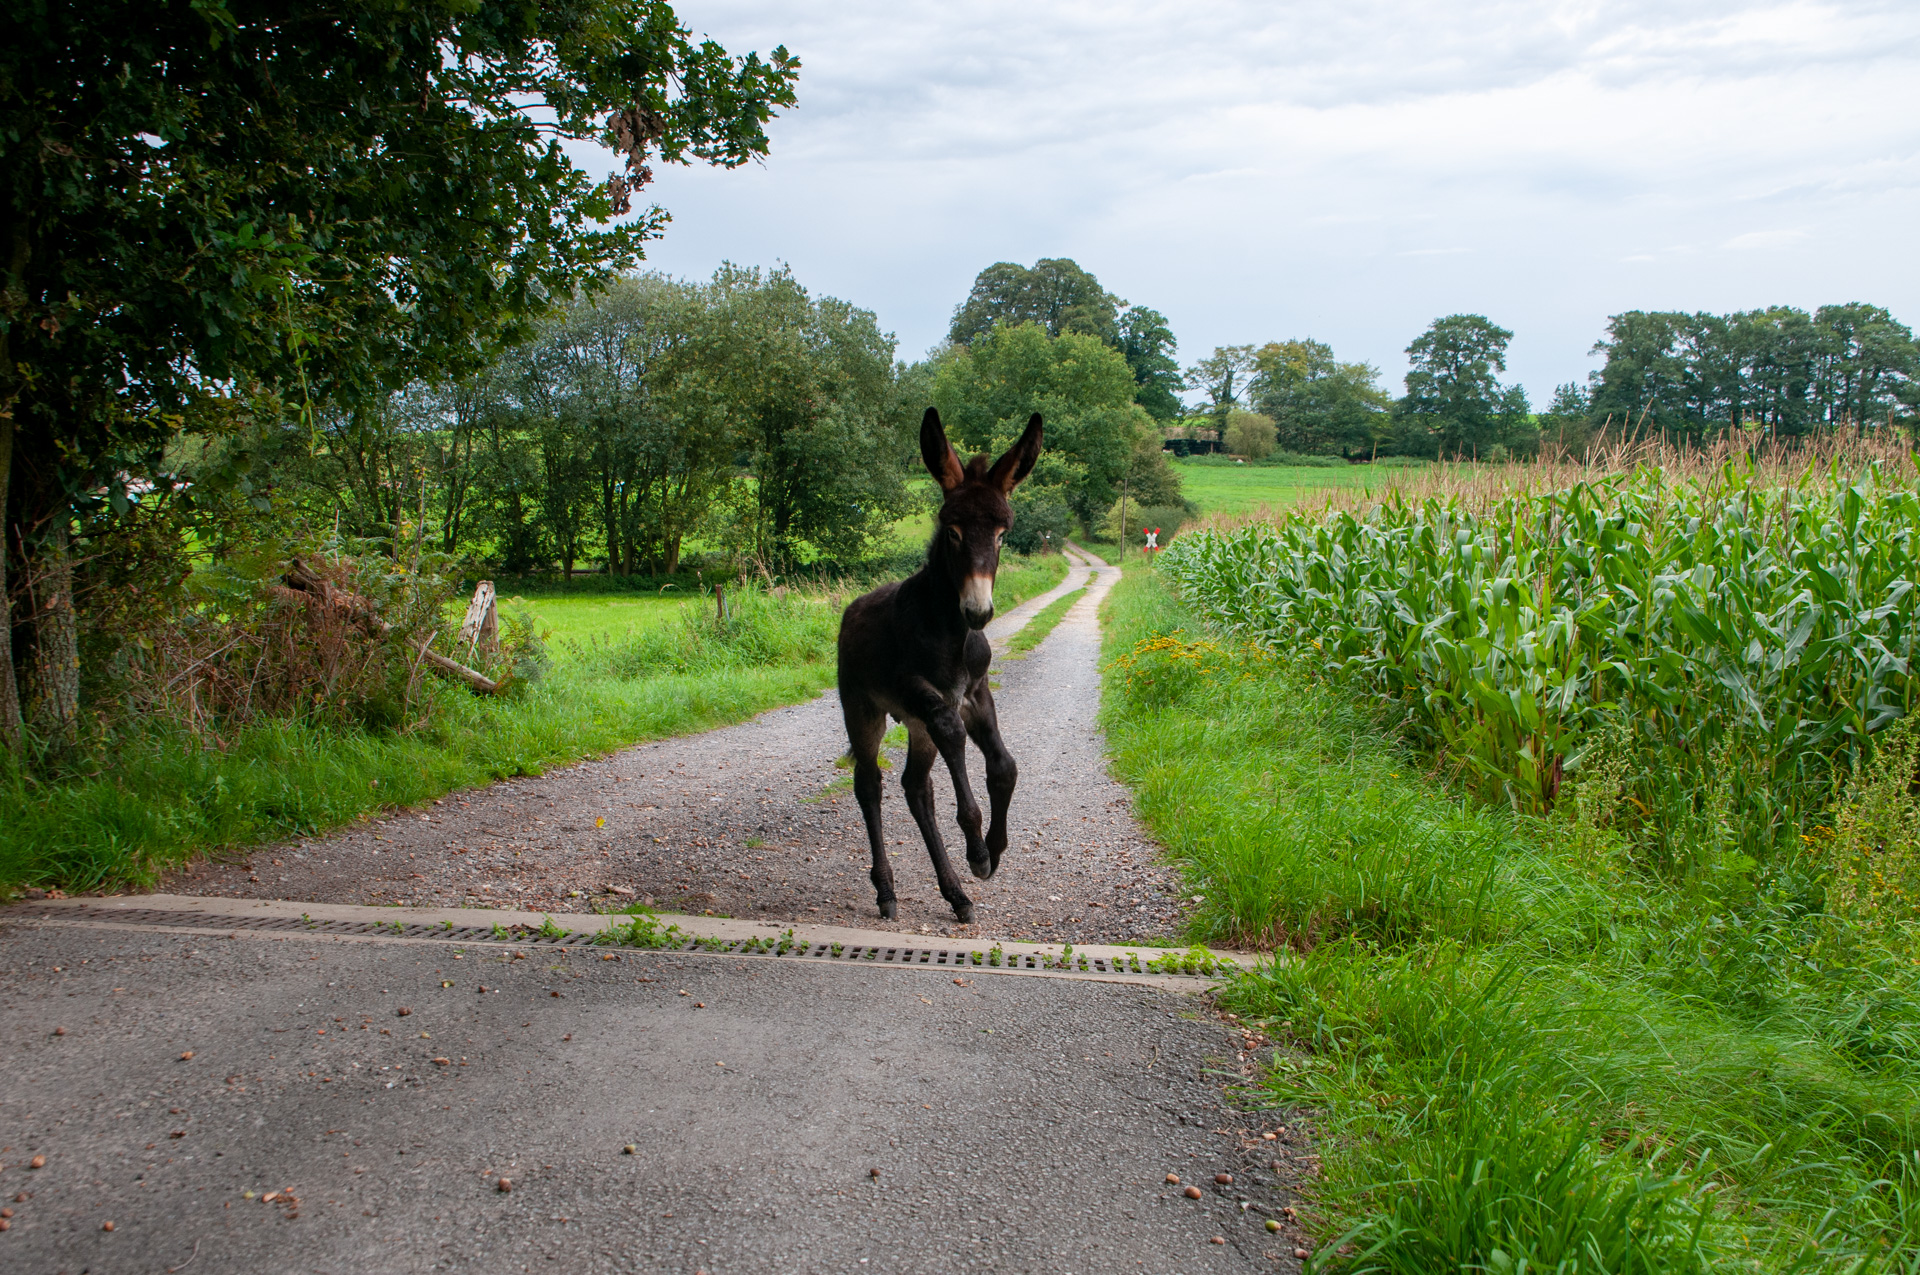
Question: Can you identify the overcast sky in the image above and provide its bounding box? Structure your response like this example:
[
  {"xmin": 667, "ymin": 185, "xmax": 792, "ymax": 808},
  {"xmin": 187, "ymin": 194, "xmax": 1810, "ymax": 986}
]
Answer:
[{"xmin": 602, "ymin": 0, "xmax": 1920, "ymax": 405}]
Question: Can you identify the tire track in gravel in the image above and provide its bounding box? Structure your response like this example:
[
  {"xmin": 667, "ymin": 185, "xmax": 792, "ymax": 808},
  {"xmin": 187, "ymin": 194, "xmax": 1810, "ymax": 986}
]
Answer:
[{"xmin": 172, "ymin": 547, "xmax": 1197, "ymax": 945}]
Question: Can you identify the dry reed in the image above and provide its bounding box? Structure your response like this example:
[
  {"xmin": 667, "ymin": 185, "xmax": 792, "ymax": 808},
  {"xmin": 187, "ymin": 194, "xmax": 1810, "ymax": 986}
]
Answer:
[{"xmin": 1199, "ymin": 430, "xmax": 1919, "ymax": 532}]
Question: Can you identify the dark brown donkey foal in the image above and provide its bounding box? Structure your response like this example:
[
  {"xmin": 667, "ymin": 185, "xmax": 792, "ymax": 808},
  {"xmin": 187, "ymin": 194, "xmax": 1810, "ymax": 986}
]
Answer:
[{"xmin": 836, "ymin": 408, "xmax": 1044, "ymax": 922}]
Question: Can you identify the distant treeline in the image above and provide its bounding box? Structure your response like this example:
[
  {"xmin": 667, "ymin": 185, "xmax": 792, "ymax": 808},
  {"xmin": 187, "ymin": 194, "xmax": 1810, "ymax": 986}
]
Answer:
[
  {"xmin": 257, "ymin": 257, "xmax": 1920, "ymax": 584},
  {"xmin": 1182, "ymin": 304, "xmax": 1918, "ymax": 462},
  {"xmin": 242, "ymin": 259, "xmax": 1191, "ymax": 578},
  {"xmin": 256, "ymin": 266, "xmax": 920, "ymax": 579}
]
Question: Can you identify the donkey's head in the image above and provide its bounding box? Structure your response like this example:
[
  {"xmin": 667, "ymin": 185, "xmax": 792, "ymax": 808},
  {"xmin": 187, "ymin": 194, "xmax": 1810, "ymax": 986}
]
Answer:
[{"xmin": 921, "ymin": 408, "xmax": 1043, "ymax": 629}]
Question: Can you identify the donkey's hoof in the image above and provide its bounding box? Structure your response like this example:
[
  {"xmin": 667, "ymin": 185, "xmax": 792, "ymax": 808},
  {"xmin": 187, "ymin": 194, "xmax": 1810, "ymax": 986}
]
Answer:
[
  {"xmin": 967, "ymin": 854, "xmax": 995, "ymax": 881},
  {"xmin": 951, "ymin": 900, "xmax": 975, "ymax": 924},
  {"xmin": 877, "ymin": 898, "xmax": 897, "ymax": 920}
]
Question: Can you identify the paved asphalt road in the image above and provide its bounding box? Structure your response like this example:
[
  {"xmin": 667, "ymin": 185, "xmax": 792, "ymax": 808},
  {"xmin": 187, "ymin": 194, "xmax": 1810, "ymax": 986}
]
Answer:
[{"xmin": 0, "ymin": 921, "xmax": 1315, "ymax": 1274}]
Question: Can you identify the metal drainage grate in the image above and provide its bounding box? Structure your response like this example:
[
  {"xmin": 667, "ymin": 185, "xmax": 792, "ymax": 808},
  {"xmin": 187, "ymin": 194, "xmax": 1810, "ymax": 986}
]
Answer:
[{"xmin": 22, "ymin": 906, "xmax": 1234, "ymax": 979}]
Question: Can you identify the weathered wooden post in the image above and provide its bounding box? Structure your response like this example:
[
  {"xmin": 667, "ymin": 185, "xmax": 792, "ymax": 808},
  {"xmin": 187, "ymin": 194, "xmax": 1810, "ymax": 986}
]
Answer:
[{"xmin": 456, "ymin": 580, "xmax": 498, "ymax": 660}]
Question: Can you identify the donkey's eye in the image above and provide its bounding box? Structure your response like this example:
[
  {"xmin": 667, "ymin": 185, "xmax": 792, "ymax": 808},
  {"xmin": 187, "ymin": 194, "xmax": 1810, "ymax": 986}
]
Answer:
[{"xmin": 947, "ymin": 526, "xmax": 963, "ymax": 543}]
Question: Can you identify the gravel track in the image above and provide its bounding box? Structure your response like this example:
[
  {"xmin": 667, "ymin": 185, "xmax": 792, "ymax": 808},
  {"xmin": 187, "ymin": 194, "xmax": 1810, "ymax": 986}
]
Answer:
[{"xmin": 172, "ymin": 547, "xmax": 1195, "ymax": 946}]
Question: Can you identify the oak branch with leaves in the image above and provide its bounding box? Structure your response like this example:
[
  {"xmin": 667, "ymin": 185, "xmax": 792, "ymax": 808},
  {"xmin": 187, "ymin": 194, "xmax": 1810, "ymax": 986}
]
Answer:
[{"xmin": 0, "ymin": 0, "xmax": 797, "ymax": 749}]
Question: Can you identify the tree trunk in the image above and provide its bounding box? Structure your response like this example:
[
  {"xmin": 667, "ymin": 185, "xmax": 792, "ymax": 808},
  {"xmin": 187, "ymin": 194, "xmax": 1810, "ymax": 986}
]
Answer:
[
  {"xmin": 23, "ymin": 515, "xmax": 78, "ymax": 748},
  {"xmin": 0, "ymin": 412, "xmax": 20, "ymax": 751}
]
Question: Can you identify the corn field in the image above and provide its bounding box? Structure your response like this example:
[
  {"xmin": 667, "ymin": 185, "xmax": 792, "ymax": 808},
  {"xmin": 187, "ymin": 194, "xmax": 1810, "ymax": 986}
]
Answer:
[{"xmin": 1162, "ymin": 456, "xmax": 1920, "ymax": 869}]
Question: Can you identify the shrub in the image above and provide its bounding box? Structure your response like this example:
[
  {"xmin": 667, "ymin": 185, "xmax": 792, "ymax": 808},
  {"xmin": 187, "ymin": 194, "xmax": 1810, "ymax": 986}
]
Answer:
[
  {"xmin": 1007, "ymin": 484, "xmax": 1075, "ymax": 554},
  {"xmin": 1224, "ymin": 408, "xmax": 1277, "ymax": 459}
]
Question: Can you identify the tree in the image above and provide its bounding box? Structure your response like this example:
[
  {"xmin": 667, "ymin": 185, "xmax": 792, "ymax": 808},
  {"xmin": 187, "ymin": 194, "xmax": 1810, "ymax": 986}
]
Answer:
[
  {"xmin": 695, "ymin": 266, "xmax": 912, "ymax": 566},
  {"xmin": 1184, "ymin": 346, "xmax": 1258, "ymax": 440},
  {"xmin": 1397, "ymin": 315, "xmax": 1516, "ymax": 458},
  {"xmin": 1248, "ymin": 339, "xmax": 1390, "ymax": 457},
  {"xmin": 947, "ymin": 260, "xmax": 1182, "ymax": 421},
  {"xmin": 511, "ymin": 276, "xmax": 733, "ymax": 576},
  {"xmin": 0, "ymin": 0, "xmax": 797, "ymax": 749},
  {"xmin": 1224, "ymin": 410, "xmax": 1277, "ymax": 460},
  {"xmin": 1538, "ymin": 382, "xmax": 1594, "ymax": 451},
  {"xmin": 1587, "ymin": 305, "xmax": 1917, "ymax": 440},
  {"xmin": 1119, "ymin": 306, "xmax": 1184, "ymax": 422},
  {"xmin": 947, "ymin": 259, "xmax": 1119, "ymax": 347},
  {"xmin": 931, "ymin": 323, "xmax": 1157, "ymax": 526}
]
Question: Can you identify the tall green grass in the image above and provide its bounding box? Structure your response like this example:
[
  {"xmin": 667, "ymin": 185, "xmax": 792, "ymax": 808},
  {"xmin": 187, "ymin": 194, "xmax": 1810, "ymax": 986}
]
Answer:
[{"xmin": 1101, "ymin": 566, "xmax": 1920, "ymax": 1273}]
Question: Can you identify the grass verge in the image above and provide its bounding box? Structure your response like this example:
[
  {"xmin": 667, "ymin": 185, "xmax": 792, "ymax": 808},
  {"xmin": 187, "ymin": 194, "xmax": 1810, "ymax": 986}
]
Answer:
[
  {"xmin": 1003, "ymin": 587, "xmax": 1087, "ymax": 658},
  {"xmin": 1099, "ymin": 564, "xmax": 1920, "ymax": 1273}
]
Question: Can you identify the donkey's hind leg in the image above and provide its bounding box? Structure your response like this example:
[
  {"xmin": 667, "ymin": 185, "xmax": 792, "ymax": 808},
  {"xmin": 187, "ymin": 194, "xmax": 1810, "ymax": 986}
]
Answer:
[
  {"xmin": 902, "ymin": 720, "xmax": 976, "ymax": 924},
  {"xmin": 843, "ymin": 697, "xmax": 896, "ymax": 919}
]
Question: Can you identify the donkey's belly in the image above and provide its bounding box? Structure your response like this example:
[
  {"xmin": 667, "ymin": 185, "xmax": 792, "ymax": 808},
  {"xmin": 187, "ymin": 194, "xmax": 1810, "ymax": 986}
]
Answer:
[{"xmin": 873, "ymin": 667, "xmax": 974, "ymax": 725}]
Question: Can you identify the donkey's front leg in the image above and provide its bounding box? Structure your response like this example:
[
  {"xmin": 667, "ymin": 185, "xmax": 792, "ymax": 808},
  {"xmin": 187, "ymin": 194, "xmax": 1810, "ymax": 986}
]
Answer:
[
  {"xmin": 843, "ymin": 699, "xmax": 897, "ymax": 919},
  {"xmin": 901, "ymin": 723, "xmax": 974, "ymax": 923},
  {"xmin": 963, "ymin": 682, "xmax": 1017, "ymax": 879},
  {"xmin": 922, "ymin": 702, "xmax": 990, "ymax": 873}
]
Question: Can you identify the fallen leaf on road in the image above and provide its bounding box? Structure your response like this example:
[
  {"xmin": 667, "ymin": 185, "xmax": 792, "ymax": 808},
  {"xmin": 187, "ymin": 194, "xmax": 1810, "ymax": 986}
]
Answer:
[
  {"xmin": 1165, "ymin": 1174, "xmax": 1180, "ymax": 1184},
  {"xmin": 28, "ymin": 1156, "xmax": 45, "ymax": 1170},
  {"xmin": 1183, "ymin": 1186, "xmax": 1202, "ymax": 1199},
  {"xmin": 431, "ymin": 1057, "xmax": 452, "ymax": 1066},
  {"xmin": 179, "ymin": 1051, "xmax": 194, "ymax": 1061}
]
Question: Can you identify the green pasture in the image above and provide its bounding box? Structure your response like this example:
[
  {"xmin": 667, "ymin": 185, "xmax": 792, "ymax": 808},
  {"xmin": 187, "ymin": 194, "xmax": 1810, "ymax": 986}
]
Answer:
[
  {"xmin": 515, "ymin": 592, "xmax": 692, "ymax": 658},
  {"xmin": 1171, "ymin": 458, "xmax": 1402, "ymax": 518}
]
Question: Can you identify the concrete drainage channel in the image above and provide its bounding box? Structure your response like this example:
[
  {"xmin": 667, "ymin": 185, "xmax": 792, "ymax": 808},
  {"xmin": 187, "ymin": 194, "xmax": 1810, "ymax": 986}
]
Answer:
[{"xmin": 6, "ymin": 895, "xmax": 1250, "ymax": 989}]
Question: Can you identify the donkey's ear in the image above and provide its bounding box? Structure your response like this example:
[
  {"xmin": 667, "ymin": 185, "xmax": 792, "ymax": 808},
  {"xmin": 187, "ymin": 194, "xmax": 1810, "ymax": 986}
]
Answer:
[
  {"xmin": 920, "ymin": 408, "xmax": 965, "ymax": 492},
  {"xmin": 987, "ymin": 414, "xmax": 1043, "ymax": 494}
]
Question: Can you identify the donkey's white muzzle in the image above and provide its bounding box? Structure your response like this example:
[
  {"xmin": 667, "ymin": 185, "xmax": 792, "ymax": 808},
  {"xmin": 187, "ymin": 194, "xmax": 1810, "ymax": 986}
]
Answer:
[{"xmin": 960, "ymin": 574, "xmax": 995, "ymax": 628}]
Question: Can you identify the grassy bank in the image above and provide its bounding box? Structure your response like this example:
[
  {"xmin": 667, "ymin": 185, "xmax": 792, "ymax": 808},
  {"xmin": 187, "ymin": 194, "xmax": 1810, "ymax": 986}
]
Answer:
[
  {"xmin": 0, "ymin": 552, "xmax": 1067, "ymax": 893},
  {"xmin": 1100, "ymin": 564, "xmax": 1920, "ymax": 1273}
]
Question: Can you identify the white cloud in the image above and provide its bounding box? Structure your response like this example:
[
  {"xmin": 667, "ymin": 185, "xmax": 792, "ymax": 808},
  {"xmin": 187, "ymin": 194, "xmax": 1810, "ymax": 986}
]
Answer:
[{"xmin": 591, "ymin": 0, "xmax": 1920, "ymax": 399}]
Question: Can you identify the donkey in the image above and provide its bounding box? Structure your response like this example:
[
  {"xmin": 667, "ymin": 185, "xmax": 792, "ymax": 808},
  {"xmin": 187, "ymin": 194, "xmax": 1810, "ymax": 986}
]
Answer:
[{"xmin": 836, "ymin": 408, "xmax": 1044, "ymax": 923}]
